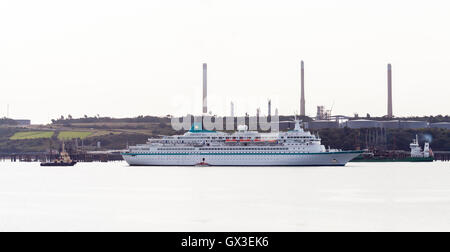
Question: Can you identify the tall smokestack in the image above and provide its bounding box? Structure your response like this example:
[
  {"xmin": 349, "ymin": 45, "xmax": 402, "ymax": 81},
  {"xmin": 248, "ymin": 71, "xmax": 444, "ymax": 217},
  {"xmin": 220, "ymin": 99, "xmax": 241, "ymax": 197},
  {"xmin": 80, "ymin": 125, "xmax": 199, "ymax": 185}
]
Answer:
[
  {"xmin": 268, "ymin": 99, "xmax": 272, "ymax": 117},
  {"xmin": 300, "ymin": 60, "xmax": 305, "ymax": 116},
  {"xmin": 202, "ymin": 63, "xmax": 207, "ymax": 114},
  {"xmin": 230, "ymin": 101, "xmax": 234, "ymax": 117},
  {"xmin": 387, "ymin": 63, "xmax": 393, "ymax": 118}
]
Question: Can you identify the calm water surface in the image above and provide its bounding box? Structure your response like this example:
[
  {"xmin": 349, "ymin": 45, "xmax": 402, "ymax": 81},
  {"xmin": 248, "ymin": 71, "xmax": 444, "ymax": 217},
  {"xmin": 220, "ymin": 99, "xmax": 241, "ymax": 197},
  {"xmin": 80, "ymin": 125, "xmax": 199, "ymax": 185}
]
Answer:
[{"xmin": 0, "ymin": 160, "xmax": 449, "ymax": 231}]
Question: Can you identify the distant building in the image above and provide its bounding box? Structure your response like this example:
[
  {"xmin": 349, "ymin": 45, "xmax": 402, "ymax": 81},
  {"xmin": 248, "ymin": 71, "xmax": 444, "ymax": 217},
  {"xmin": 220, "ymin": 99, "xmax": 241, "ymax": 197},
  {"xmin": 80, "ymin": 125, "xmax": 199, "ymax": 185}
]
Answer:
[
  {"xmin": 430, "ymin": 122, "xmax": 450, "ymax": 129},
  {"xmin": 316, "ymin": 106, "xmax": 325, "ymax": 120},
  {"xmin": 379, "ymin": 120, "xmax": 400, "ymax": 129},
  {"xmin": 305, "ymin": 120, "xmax": 339, "ymax": 130},
  {"xmin": 14, "ymin": 119, "xmax": 31, "ymax": 126},
  {"xmin": 316, "ymin": 106, "xmax": 331, "ymax": 120},
  {"xmin": 399, "ymin": 121, "xmax": 428, "ymax": 129},
  {"xmin": 344, "ymin": 119, "xmax": 429, "ymax": 129},
  {"xmin": 344, "ymin": 120, "xmax": 381, "ymax": 129}
]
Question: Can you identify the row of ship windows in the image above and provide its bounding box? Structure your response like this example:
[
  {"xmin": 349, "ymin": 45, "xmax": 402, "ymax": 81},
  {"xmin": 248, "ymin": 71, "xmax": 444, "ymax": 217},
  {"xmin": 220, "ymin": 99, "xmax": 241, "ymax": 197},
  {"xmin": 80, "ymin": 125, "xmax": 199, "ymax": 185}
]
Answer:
[
  {"xmin": 136, "ymin": 145, "xmax": 314, "ymax": 151},
  {"xmin": 155, "ymin": 148, "xmax": 194, "ymax": 151},
  {"xmin": 140, "ymin": 156, "xmax": 311, "ymax": 160},
  {"xmin": 170, "ymin": 136, "xmax": 312, "ymax": 140},
  {"xmin": 199, "ymin": 148, "xmax": 290, "ymax": 151},
  {"xmin": 154, "ymin": 147, "xmax": 292, "ymax": 151},
  {"xmin": 158, "ymin": 141, "xmax": 314, "ymax": 145}
]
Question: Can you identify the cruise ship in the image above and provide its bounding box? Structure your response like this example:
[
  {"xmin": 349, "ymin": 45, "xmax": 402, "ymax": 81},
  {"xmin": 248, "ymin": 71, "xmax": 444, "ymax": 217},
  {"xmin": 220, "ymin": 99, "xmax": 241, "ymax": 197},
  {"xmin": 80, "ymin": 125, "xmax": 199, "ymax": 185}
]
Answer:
[{"xmin": 121, "ymin": 120, "xmax": 363, "ymax": 166}]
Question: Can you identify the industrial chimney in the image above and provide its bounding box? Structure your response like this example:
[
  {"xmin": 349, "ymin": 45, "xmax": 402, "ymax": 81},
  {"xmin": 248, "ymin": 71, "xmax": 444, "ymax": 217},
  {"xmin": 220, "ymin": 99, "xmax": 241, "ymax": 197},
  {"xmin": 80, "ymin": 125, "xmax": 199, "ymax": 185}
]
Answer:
[
  {"xmin": 387, "ymin": 63, "xmax": 393, "ymax": 118},
  {"xmin": 203, "ymin": 63, "xmax": 207, "ymax": 114},
  {"xmin": 300, "ymin": 60, "xmax": 305, "ymax": 116},
  {"xmin": 230, "ymin": 101, "xmax": 234, "ymax": 117}
]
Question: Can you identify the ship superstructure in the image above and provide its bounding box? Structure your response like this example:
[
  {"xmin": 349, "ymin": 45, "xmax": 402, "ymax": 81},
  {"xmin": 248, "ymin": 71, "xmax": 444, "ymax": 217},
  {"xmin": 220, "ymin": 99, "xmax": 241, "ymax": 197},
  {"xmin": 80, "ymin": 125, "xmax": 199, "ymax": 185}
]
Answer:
[
  {"xmin": 121, "ymin": 121, "xmax": 363, "ymax": 166},
  {"xmin": 41, "ymin": 142, "xmax": 77, "ymax": 166},
  {"xmin": 410, "ymin": 135, "xmax": 433, "ymax": 158}
]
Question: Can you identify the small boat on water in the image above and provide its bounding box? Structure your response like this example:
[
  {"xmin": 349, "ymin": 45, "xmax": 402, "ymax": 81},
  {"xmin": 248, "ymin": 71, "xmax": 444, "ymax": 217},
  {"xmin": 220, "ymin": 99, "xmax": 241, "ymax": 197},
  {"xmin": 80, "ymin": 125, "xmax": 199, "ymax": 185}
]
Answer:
[{"xmin": 41, "ymin": 142, "xmax": 77, "ymax": 167}]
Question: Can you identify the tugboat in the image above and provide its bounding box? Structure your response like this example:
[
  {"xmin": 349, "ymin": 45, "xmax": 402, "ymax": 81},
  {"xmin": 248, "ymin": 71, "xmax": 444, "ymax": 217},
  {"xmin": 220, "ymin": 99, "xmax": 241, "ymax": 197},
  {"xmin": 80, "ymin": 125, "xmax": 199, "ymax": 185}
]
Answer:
[{"xmin": 40, "ymin": 142, "xmax": 77, "ymax": 167}]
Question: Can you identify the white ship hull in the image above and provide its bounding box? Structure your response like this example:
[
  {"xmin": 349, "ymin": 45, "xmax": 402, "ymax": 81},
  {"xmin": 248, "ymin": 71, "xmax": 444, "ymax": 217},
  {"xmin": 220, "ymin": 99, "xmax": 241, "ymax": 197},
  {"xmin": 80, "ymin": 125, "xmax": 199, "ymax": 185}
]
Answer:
[{"xmin": 122, "ymin": 151, "xmax": 362, "ymax": 166}]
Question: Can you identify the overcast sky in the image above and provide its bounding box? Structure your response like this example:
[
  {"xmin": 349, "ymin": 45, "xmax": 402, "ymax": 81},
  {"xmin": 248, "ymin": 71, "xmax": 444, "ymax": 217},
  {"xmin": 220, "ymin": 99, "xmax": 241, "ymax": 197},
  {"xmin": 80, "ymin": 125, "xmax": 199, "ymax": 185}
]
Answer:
[{"xmin": 1, "ymin": 0, "xmax": 449, "ymax": 124}]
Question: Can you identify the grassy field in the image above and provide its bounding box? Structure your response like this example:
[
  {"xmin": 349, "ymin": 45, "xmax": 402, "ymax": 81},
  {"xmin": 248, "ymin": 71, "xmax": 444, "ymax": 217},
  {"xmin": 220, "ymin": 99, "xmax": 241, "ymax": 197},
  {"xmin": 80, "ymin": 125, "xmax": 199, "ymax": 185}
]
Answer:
[
  {"xmin": 10, "ymin": 131, "xmax": 54, "ymax": 140},
  {"xmin": 70, "ymin": 122, "xmax": 159, "ymax": 127},
  {"xmin": 89, "ymin": 130, "xmax": 120, "ymax": 137},
  {"xmin": 58, "ymin": 131, "xmax": 93, "ymax": 140}
]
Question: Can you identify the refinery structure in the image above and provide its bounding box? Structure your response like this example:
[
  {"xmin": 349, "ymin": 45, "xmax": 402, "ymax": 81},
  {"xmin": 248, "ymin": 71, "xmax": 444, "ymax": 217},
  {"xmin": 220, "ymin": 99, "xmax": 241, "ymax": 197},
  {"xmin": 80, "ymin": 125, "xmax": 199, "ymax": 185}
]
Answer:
[
  {"xmin": 199, "ymin": 61, "xmax": 449, "ymax": 130},
  {"xmin": 298, "ymin": 62, "xmax": 450, "ymax": 130}
]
